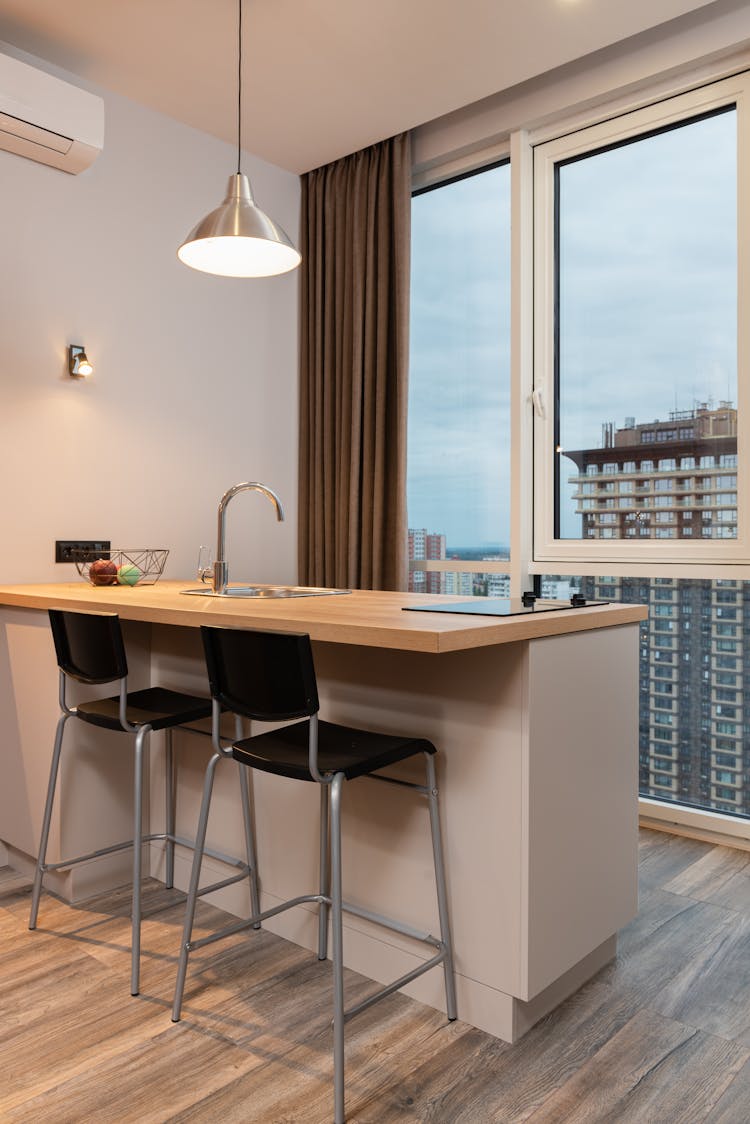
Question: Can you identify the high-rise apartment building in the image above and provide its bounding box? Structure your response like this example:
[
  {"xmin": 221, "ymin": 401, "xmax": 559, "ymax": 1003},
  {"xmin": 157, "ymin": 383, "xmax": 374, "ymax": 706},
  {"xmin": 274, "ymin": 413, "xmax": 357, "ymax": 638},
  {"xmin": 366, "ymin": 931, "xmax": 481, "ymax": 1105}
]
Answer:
[
  {"xmin": 442, "ymin": 570, "xmax": 475, "ymax": 597},
  {"xmin": 408, "ymin": 528, "xmax": 446, "ymax": 593},
  {"xmin": 566, "ymin": 402, "xmax": 737, "ymax": 542},
  {"xmin": 562, "ymin": 403, "xmax": 746, "ymax": 816},
  {"xmin": 408, "ymin": 530, "xmax": 508, "ymax": 597}
]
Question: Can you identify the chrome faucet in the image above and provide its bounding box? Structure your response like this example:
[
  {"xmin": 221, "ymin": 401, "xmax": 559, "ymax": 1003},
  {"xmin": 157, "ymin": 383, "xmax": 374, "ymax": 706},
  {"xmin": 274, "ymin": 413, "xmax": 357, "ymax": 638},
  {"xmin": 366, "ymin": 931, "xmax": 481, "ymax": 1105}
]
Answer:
[{"xmin": 199, "ymin": 482, "xmax": 285, "ymax": 594}]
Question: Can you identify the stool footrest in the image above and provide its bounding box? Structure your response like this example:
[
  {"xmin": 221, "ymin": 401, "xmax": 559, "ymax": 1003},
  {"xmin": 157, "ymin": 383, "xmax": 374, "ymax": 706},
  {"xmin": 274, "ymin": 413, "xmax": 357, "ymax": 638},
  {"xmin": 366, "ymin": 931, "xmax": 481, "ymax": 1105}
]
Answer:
[
  {"xmin": 164, "ymin": 833, "xmax": 253, "ymax": 871},
  {"xmin": 343, "ymin": 947, "xmax": 449, "ymax": 1023},
  {"xmin": 42, "ymin": 833, "xmax": 255, "ymax": 877},
  {"xmin": 194, "ymin": 867, "xmax": 252, "ymax": 900},
  {"xmin": 42, "ymin": 838, "xmax": 135, "ymax": 872},
  {"xmin": 341, "ymin": 898, "xmax": 442, "ymax": 948},
  {"xmin": 187, "ymin": 893, "xmax": 325, "ymax": 952}
]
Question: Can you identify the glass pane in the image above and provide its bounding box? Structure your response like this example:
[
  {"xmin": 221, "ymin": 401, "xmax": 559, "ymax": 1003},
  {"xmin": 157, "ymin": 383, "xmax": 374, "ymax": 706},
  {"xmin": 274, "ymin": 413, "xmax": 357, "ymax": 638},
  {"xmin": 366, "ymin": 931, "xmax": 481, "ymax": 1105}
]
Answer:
[
  {"xmin": 408, "ymin": 164, "xmax": 511, "ymax": 592},
  {"xmin": 555, "ymin": 108, "xmax": 737, "ymax": 540},
  {"xmin": 542, "ymin": 574, "xmax": 750, "ymax": 819}
]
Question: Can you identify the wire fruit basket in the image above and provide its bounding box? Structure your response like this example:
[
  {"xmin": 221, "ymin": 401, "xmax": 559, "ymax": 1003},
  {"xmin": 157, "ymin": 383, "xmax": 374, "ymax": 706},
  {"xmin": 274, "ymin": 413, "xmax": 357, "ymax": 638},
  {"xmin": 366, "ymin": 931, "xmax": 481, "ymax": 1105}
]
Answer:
[{"xmin": 75, "ymin": 549, "xmax": 169, "ymax": 587}]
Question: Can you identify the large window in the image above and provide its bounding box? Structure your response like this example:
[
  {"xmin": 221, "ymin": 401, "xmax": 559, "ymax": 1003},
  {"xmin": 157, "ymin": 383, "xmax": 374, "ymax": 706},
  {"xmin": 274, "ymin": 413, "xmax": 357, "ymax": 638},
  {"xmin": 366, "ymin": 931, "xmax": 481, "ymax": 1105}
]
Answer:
[
  {"xmin": 557, "ymin": 108, "xmax": 736, "ymax": 543},
  {"xmin": 527, "ymin": 76, "xmax": 750, "ymax": 822},
  {"xmin": 533, "ymin": 77, "xmax": 748, "ymax": 565},
  {"xmin": 409, "ymin": 71, "xmax": 750, "ymax": 832},
  {"xmin": 408, "ymin": 163, "xmax": 511, "ymax": 594}
]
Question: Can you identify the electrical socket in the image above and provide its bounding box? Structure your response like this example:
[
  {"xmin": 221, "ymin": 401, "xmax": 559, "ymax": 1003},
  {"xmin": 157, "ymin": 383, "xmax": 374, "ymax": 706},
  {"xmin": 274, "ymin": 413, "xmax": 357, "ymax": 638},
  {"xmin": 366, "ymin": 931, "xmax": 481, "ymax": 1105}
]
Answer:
[{"xmin": 55, "ymin": 539, "xmax": 111, "ymax": 564}]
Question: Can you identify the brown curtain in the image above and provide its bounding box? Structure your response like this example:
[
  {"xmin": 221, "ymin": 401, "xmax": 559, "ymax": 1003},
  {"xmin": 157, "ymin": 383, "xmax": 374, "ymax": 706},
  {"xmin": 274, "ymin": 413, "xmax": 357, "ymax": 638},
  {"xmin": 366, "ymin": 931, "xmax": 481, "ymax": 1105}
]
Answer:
[{"xmin": 298, "ymin": 132, "xmax": 411, "ymax": 591}]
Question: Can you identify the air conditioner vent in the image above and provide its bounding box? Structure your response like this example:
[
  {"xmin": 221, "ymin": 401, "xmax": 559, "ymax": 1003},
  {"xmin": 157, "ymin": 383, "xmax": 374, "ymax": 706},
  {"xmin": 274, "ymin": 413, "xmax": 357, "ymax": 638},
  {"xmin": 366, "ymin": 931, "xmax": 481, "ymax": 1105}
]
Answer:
[
  {"xmin": 0, "ymin": 111, "xmax": 73, "ymax": 155},
  {"xmin": 0, "ymin": 52, "xmax": 103, "ymax": 174}
]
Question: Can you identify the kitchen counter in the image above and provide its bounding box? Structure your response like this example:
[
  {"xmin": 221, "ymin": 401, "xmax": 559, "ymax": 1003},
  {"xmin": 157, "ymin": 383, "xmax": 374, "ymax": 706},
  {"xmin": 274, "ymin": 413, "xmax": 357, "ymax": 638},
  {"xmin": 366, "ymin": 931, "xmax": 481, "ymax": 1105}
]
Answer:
[
  {"xmin": 0, "ymin": 578, "xmax": 645, "ymax": 651},
  {"xmin": 0, "ymin": 580, "xmax": 646, "ymax": 1043}
]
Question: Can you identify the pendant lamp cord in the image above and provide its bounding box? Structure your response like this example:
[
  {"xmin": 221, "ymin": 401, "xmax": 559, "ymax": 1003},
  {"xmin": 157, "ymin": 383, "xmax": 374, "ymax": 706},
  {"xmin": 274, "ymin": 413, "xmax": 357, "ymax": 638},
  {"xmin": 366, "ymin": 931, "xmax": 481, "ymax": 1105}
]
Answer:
[{"xmin": 237, "ymin": 0, "xmax": 242, "ymax": 175}]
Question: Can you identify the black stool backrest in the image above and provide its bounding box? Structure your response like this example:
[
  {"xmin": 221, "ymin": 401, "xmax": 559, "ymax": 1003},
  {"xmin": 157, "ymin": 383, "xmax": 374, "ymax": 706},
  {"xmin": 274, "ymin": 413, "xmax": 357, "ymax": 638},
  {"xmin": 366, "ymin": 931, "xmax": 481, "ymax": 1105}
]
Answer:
[
  {"xmin": 49, "ymin": 609, "xmax": 128, "ymax": 684},
  {"xmin": 201, "ymin": 626, "xmax": 319, "ymax": 722}
]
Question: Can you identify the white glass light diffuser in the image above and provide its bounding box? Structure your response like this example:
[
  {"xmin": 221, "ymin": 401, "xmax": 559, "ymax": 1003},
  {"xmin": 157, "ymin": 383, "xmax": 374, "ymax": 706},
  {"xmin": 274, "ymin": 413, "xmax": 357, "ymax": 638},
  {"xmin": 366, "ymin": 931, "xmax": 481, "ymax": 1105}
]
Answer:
[{"xmin": 178, "ymin": 174, "xmax": 300, "ymax": 278}]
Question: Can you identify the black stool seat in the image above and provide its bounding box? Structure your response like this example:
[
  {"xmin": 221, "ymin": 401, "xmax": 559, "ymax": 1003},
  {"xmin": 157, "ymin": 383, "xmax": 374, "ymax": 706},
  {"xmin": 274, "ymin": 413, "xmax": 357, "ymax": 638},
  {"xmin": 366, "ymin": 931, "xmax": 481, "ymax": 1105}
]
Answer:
[
  {"xmin": 234, "ymin": 719, "xmax": 435, "ymax": 782},
  {"xmin": 77, "ymin": 687, "xmax": 213, "ymax": 731}
]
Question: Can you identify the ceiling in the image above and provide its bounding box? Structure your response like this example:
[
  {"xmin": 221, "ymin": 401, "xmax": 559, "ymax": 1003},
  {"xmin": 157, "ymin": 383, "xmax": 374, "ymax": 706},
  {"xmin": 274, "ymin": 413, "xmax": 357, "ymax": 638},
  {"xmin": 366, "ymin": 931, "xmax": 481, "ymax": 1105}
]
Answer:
[{"xmin": 0, "ymin": 0, "xmax": 728, "ymax": 174}]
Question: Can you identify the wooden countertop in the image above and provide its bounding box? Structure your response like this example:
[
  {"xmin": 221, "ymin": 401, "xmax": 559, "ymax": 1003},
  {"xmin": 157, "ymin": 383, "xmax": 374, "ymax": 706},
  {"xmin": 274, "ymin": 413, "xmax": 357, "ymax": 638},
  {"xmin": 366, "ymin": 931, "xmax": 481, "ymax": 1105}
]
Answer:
[{"xmin": 0, "ymin": 580, "xmax": 647, "ymax": 654}]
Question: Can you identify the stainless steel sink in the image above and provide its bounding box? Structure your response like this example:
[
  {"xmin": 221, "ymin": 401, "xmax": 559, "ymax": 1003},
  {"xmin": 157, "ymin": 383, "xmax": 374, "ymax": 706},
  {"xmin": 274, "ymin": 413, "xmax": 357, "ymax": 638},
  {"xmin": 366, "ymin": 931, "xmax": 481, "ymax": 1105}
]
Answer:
[{"xmin": 180, "ymin": 584, "xmax": 351, "ymax": 599}]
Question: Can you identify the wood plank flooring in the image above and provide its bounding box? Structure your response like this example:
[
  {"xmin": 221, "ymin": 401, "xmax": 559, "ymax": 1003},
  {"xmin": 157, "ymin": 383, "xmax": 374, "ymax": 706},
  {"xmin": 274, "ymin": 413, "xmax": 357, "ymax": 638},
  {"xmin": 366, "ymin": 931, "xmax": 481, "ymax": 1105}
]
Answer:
[{"xmin": 2, "ymin": 829, "xmax": 750, "ymax": 1122}]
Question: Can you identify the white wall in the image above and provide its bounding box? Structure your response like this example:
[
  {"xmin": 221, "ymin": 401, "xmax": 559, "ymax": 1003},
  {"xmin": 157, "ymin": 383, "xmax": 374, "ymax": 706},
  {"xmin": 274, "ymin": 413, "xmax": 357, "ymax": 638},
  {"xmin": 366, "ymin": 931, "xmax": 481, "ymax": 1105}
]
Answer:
[{"xmin": 0, "ymin": 46, "xmax": 300, "ymax": 587}]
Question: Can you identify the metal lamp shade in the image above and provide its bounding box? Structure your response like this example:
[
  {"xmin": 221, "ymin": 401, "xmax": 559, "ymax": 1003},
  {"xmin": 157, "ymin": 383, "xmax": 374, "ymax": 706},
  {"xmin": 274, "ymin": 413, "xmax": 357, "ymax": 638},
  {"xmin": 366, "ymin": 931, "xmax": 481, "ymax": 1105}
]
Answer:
[{"xmin": 178, "ymin": 174, "xmax": 301, "ymax": 278}]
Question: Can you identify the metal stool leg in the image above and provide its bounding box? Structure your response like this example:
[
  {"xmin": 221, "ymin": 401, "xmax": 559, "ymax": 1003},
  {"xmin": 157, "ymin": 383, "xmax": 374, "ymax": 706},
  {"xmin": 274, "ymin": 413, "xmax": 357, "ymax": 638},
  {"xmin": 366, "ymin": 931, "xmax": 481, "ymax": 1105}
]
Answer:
[
  {"xmin": 330, "ymin": 773, "xmax": 345, "ymax": 1124},
  {"xmin": 29, "ymin": 711, "xmax": 71, "ymax": 930},
  {"xmin": 238, "ymin": 763, "xmax": 261, "ymax": 923},
  {"xmin": 234, "ymin": 714, "xmax": 260, "ymax": 925},
  {"xmin": 131, "ymin": 725, "xmax": 150, "ymax": 996},
  {"xmin": 165, "ymin": 729, "xmax": 175, "ymax": 889},
  {"xmin": 172, "ymin": 750, "xmax": 221, "ymax": 1022},
  {"xmin": 424, "ymin": 752, "xmax": 457, "ymax": 1021},
  {"xmin": 318, "ymin": 783, "xmax": 330, "ymax": 960}
]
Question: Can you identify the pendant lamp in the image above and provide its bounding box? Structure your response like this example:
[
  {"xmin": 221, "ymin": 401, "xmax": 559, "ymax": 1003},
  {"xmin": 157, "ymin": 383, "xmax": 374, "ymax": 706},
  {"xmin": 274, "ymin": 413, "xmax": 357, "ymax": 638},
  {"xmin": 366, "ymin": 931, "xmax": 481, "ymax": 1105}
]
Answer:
[{"xmin": 178, "ymin": 0, "xmax": 301, "ymax": 278}]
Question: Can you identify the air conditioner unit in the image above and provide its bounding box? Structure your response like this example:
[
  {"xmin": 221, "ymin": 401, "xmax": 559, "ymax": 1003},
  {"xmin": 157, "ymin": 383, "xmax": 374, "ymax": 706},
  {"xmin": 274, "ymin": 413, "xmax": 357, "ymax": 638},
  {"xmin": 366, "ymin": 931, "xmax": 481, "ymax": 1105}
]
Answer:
[{"xmin": 0, "ymin": 51, "xmax": 103, "ymax": 174}]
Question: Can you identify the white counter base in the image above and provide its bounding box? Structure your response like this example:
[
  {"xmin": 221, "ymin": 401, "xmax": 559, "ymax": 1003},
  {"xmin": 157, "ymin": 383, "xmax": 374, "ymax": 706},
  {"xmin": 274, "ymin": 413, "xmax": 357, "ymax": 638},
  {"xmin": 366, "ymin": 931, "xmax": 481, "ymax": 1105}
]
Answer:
[{"xmin": 0, "ymin": 604, "xmax": 639, "ymax": 1043}]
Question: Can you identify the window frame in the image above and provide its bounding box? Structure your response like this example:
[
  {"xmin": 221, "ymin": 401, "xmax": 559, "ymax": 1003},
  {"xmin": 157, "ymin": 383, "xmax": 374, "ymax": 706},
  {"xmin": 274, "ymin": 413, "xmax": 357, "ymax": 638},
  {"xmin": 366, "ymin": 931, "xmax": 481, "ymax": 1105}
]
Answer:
[{"xmin": 531, "ymin": 74, "xmax": 750, "ymax": 568}]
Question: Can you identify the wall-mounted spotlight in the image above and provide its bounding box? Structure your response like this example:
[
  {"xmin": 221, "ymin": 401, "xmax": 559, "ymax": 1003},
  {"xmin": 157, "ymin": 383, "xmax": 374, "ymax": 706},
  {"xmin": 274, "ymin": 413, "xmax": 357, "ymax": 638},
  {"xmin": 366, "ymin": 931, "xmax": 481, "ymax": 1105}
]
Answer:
[{"xmin": 68, "ymin": 344, "xmax": 93, "ymax": 377}]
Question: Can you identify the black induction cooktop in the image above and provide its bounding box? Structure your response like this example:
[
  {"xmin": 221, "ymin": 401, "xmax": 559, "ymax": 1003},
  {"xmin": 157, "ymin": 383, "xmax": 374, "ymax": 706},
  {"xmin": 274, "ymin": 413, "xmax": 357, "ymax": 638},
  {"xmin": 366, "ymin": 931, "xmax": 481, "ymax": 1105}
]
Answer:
[{"xmin": 403, "ymin": 596, "xmax": 608, "ymax": 619}]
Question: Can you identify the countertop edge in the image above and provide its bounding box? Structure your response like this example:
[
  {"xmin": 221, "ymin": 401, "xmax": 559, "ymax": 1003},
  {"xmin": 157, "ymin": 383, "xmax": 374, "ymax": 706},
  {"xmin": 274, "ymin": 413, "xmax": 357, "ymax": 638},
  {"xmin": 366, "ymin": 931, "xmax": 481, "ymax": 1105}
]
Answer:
[{"xmin": 0, "ymin": 581, "xmax": 648, "ymax": 653}]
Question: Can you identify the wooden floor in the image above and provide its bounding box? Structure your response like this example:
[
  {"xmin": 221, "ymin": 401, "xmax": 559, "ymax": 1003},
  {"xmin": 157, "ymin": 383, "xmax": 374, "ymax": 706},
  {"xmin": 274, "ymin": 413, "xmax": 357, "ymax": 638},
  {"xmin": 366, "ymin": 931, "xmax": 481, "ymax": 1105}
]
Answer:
[{"xmin": 3, "ymin": 829, "xmax": 750, "ymax": 1122}]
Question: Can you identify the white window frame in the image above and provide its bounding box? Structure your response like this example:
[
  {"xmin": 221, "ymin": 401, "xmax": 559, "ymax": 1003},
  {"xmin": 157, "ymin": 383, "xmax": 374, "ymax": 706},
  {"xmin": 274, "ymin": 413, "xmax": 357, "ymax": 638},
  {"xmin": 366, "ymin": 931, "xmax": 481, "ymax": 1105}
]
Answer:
[
  {"xmin": 532, "ymin": 74, "xmax": 750, "ymax": 568},
  {"xmin": 411, "ymin": 65, "xmax": 750, "ymax": 847}
]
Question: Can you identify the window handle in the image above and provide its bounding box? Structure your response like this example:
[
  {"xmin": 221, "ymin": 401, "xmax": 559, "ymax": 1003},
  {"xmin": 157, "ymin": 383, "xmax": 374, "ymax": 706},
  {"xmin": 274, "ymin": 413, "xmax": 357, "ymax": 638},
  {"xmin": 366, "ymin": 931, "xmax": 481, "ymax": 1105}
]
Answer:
[{"xmin": 531, "ymin": 388, "xmax": 546, "ymax": 418}]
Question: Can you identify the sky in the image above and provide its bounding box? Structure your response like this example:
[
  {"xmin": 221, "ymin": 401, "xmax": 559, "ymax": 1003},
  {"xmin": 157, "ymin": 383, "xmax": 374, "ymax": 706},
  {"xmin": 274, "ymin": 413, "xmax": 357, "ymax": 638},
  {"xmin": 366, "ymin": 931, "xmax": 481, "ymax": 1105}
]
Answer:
[
  {"xmin": 407, "ymin": 107, "xmax": 737, "ymax": 549},
  {"xmin": 408, "ymin": 163, "xmax": 511, "ymax": 549}
]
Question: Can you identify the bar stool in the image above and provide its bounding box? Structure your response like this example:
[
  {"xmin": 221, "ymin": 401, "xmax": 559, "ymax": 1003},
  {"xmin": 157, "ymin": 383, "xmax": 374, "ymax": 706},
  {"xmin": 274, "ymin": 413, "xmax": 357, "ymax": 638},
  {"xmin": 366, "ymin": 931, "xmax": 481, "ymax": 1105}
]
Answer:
[
  {"xmin": 29, "ymin": 609, "xmax": 260, "ymax": 997},
  {"xmin": 172, "ymin": 625, "xmax": 456, "ymax": 1124}
]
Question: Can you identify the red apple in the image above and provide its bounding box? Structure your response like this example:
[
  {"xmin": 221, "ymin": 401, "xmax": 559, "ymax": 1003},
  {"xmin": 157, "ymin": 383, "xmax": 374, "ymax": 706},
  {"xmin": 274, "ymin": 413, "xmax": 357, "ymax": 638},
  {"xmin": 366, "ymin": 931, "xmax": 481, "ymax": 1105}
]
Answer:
[{"xmin": 89, "ymin": 558, "xmax": 118, "ymax": 586}]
